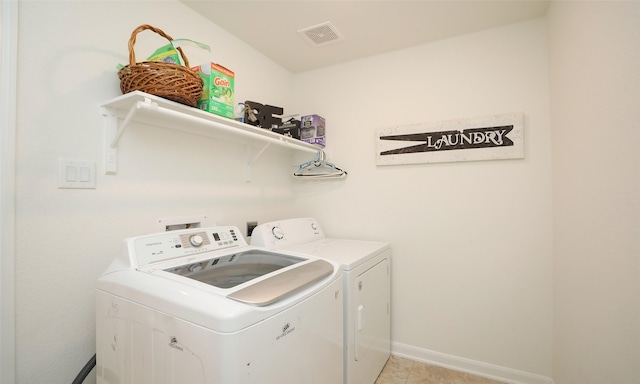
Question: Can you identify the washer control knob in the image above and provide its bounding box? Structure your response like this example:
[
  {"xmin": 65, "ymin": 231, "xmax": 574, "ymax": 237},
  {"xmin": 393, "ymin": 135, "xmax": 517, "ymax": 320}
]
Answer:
[
  {"xmin": 189, "ymin": 235, "xmax": 204, "ymax": 247},
  {"xmin": 189, "ymin": 263, "xmax": 203, "ymax": 272},
  {"xmin": 272, "ymin": 226, "xmax": 285, "ymax": 240}
]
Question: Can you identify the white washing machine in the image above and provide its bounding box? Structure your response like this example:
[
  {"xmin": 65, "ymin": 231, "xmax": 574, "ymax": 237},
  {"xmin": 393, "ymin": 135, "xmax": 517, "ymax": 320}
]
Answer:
[
  {"xmin": 251, "ymin": 218, "xmax": 391, "ymax": 384},
  {"xmin": 96, "ymin": 225, "xmax": 343, "ymax": 384}
]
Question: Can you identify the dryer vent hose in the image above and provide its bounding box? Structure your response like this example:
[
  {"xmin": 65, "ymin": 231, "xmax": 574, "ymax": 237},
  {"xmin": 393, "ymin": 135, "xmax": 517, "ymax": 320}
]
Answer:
[{"xmin": 72, "ymin": 354, "xmax": 96, "ymax": 384}]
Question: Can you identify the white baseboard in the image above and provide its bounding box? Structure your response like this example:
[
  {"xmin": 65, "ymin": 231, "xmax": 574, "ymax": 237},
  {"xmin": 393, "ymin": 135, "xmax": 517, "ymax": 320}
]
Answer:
[{"xmin": 391, "ymin": 342, "xmax": 554, "ymax": 384}]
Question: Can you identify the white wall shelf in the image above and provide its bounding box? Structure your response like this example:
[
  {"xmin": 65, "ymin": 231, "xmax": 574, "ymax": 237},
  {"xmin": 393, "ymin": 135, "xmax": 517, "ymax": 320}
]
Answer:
[{"xmin": 100, "ymin": 91, "xmax": 319, "ymax": 177}]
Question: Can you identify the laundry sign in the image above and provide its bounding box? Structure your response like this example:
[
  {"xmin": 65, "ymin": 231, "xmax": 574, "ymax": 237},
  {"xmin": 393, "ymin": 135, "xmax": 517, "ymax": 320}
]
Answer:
[{"xmin": 376, "ymin": 112, "xmax": 524, "ymax": 165}]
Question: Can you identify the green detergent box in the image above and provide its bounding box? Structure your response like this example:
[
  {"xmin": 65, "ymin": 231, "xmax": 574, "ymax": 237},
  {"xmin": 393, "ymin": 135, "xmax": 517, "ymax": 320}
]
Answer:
[{"xmin": 192, "ymin": 62, "xmax": 235, "ymax": 119}]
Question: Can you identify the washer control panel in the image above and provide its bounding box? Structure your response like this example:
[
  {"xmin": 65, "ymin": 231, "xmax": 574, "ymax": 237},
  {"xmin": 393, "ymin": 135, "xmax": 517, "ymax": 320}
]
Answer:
[{"xmin": 132, "ymin": 226, "xmax": 243, "ymax": 267}]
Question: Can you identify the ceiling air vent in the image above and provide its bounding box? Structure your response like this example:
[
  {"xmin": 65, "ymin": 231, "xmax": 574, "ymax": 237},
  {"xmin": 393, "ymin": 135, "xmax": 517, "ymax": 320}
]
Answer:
[{"xmin": 298, "ymin": 21, "xmax": 344, "ymax": 46}]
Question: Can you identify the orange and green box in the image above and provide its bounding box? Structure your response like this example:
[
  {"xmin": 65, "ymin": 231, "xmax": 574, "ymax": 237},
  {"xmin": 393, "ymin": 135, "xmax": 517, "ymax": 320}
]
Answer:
[{"xmin": 192, "ymin": 62, "xmax": 234, "ymax": 119}]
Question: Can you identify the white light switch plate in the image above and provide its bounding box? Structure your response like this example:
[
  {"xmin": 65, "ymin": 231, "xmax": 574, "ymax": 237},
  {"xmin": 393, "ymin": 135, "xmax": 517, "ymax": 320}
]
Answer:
[{"xmin": 58, "ymin": 158, "xmax": 96, "ymax": 189}]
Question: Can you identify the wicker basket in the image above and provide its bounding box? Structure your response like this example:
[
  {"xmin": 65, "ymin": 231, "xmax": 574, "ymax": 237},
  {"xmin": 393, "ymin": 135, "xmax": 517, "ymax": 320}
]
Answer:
[{"xmin": 118, "ymin": 24, "xmax": 204, "ymax": 107}]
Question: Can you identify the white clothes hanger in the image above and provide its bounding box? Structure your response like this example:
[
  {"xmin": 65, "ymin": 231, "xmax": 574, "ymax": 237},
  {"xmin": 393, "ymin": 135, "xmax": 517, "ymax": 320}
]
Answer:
[{"xmin": 293, "ymin": 151, "xmax": 348, "ymax": 179}]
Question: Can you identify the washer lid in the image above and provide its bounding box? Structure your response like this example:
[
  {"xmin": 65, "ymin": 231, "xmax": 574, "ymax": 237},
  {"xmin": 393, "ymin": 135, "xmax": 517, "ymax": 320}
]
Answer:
[
  {"xmin": 228, "ymin": 259, "xmax": 334, "ymax": 306},
  {"xmin": 162, "ymin": 250, "xmax": 305, "ymax": 289},
  {"xmin": 160, "ymin": 250, "xmax": 334, "ymax": 306}
]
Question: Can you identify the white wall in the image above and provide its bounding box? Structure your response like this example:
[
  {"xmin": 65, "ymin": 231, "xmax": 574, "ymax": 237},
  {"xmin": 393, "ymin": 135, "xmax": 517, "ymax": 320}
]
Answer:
[
  {"xmin": 17, "ymin": 2, "xmax": 638, "ymax": 384},
  {"xmin": 15, "ymin": 1, "xmax": 301, "ymax": 383},
  {"xmin": 547, "ymin": 2, "xmax": 640, "ymax": 383},
  {"xmin": 291, "ymin": 19, "xmax": 553, "ymax": 380}
]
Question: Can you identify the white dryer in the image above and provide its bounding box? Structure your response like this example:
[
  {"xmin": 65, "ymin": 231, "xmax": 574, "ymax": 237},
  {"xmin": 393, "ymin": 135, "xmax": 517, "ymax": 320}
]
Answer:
[
  {"xmin": 96, "ymin": 225, "xmax": 343, "ymax": 384},
  {"xmin": 251, "ymin": 218, "xmax": 391, "ymax": 384}
]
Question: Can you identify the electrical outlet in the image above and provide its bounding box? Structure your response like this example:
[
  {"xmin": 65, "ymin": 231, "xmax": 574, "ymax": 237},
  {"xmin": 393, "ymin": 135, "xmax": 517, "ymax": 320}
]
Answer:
[{"xmin": 247, "ymin": 221, "xmax": 258, "ymax": 237}]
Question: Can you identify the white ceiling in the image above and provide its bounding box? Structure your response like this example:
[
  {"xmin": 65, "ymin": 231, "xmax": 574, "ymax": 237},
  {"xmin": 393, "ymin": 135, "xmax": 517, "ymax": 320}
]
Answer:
[{"xmin": 180, "ymin": 0, "xmax": 550, "ymax": 73}]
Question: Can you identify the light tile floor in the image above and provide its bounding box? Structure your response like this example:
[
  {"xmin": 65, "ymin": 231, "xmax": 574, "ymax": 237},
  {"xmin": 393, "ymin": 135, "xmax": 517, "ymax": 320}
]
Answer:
[{"xmin": 375, "ymin": 356, "xmax": 507, "ymax": 384}]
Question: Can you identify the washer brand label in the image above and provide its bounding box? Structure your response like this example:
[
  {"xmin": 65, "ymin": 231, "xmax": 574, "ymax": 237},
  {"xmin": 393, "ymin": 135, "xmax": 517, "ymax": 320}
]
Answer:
[
  {"xmin": 276, "ymin": 322, "xmax": 296, "ymax": 341},
  {"xmin": 169, "ymin": 336, "xmax": 183, "ymax": 351}
]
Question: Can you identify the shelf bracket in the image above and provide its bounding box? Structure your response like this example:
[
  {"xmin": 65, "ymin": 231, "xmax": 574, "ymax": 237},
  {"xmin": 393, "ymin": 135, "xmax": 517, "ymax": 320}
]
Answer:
[
  {"xmin": 245, "ymin": 142, "xmax": 272, "ymax": 183},
  {"xmin": 101, "ymin": 97, "xmax": 158, "ymax": 175},
  {"xmin": 102, "ymin": 109, "xmax": 118, "ymax": 174}
]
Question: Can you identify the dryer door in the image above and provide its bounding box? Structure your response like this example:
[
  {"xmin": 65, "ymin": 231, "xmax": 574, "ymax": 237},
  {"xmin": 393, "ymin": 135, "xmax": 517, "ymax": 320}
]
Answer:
[{"xmin": 354, "ymin": 258, "xmax": 391, "ymax": 369}]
